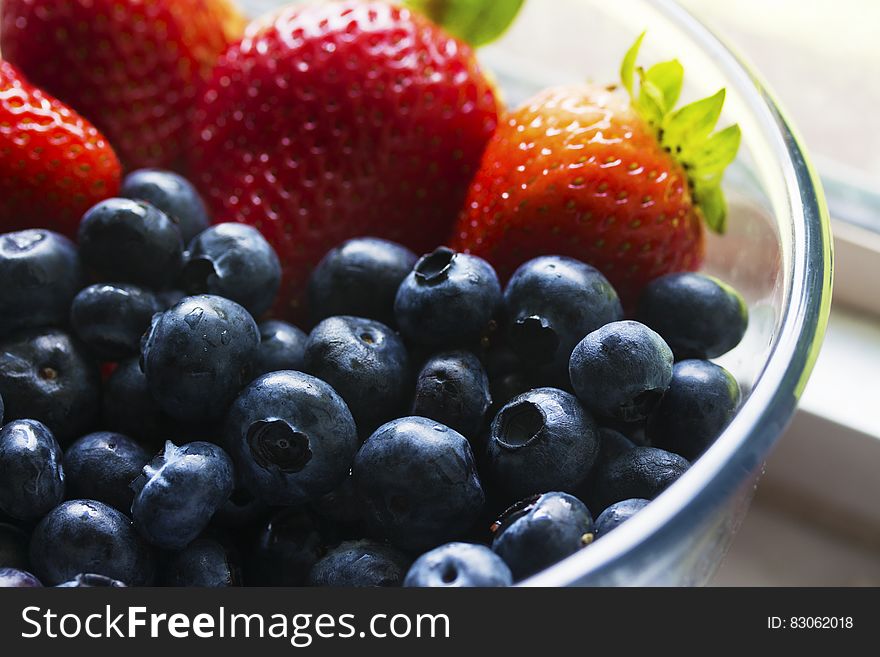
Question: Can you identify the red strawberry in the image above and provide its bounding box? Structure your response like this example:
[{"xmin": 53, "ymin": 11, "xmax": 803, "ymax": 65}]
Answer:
[
  {"xmin": 0, "ymin": 0, "xmax": 245, "ymax": 170},
  {"xmin": 451, "ymin": 34, "xmax": 741, "ymax": 306},
  {"xmin": 0, "ymin": 60, "xmax": 121, "ymax": 237},
  {"xmin": 189, "ymin": 1, "xmax": 499, "ymax": 320}
]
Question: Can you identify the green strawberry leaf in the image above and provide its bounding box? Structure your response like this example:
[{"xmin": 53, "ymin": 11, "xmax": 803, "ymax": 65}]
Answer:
[
  {"xmin": 662, "ymin": 89, "xmax": 725, "ymax": 154},
  {"xmin": 642, "ymin": 60, "xmax": 684, "ymax": 115},
  {"xmin": 693, "ymin": 183, "xmax": 728, "ymax": 233},
  {"xmin": 405, "ymin": 0, "xmax": 525, "ymax": 47},
  {"xmin": 619, "ymin": 33, "xmax": 740, "ymax": 235},
  {"xmin": 620, "ymin": 31, "xmax": 646, "ymax": 98}
]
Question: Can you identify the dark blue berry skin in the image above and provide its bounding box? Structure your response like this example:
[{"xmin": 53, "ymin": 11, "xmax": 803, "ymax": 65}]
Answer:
[
  {"xmin": 157, "ymin": 289, "xmax": 186, "ymax": 310},
  {"xmin": 211, "ymin": 483, "xmax": 270, "ymax": 531},
  {"xmin": 253, "ymin": 320, "xmax": 308, "ymax": 378},
  {"xmin": 591, "ymin": 447, "xmax": 690, "ymax": 514},
  {"xmin": 0, "ymin": 567, "xmax": 42, "ymax": 587},
  {"xmin": 354, "ymin": 417, "xmax": 485, "ymax": 552},
  {"xmin": 491, "ymin": 492, "xmax": 593, "ymax": 581},
  {"xmin": 0, "ymin": 230, "xmax": 83, "ymax": 339},
  {"xmin": 56, "ymin": 573, "xmax": 126, "ymax": 587},
  {"xmin": 141, "ymin": 294, "xmax": 259, "ymax": 423},
  {"xmin": 0, "ymin": 329, "xmax": 101, "ymax": 444},
  {"xmin": 0, "ymin": 391, "xmax": 3, "ymax": 426},
  {"xmin": 63, "ymin": 432, "xmax": 151, "ymax": 515},
  {"xmin": 637, "ymin": 273, "xmax": 748, "ymax": 359},
  {"xmin": 594, "ymin": 498, "xmax": 649, "ymax": 538},
  {"xmin": 225, "ymin": 371, "xmax": 358, "ymax": 505},
  {"xmin": 0, "ymin": 523, "xmax": 30, "ymax": 570},
  {"xmin": 131, "ymin": 441, "xmax": 234, "ymax": 550},
  {"xmin": 504, "ymin": 256, "xmax": 622, "ymax": 384},
  {"xmin": 404, "ymin": 542, "xmax": 513, "ymax": 587},
  {"xmin": 412, "ymin": 350, "xmax": 491, "ymax": 442},
  {"xmin": 30, "ymin": 499, "xmax": 156, "ymax": 586},
  {"xmin": 70, "ymin": 283, "xmax": 161, "ymax": 361},
  {"xmin": 0, "ymin": 420, "xmax": 65, "ymax": 520},
  {"xmin": 648, "ymin": 360, "xmax": 742, "ymax": 461},
  {"xmin": 246, "ymin": 508, "xmax": 326, "ymax": 586},
  {"xmin": 181, "ymin": 223, "xmax": 281, "ymax": 318},
  {"xmin": 309, "ymin": 237, "xmax": 418, "ymax": 327},
  {"xmin": 569, "ymin": 320, "xmax": 674, "ymax": 423},
  {"xmin": 307, "ymin": 540, "xmax": 410, "ymax": 587},
  {"xmin": 394, "ymin": 247, "xmax": 502, "ymax": 348},
  {"xmin": 311, "ymin": 475, "xmax": 363, "ymax": 542},
  {"xmin": 596, "ymin": 427, "xmax": 637, "ymax": 462},
  {"xmin": 102, "ymin": 359, "xmax": 172, "ymax": 447},
  {"xmin": 78, "ymin": 198, "xmax": 184, "ymax": 289},
  {"xmin": 303, "ymin": 316, "xmax": 410, "ymax": 435},
  {"xmin": 486, "ymin": 388, "xmax": 598, "ymax": 502},
  {"xmin": 121, "ymin": 169, "xmax": 211, "ymax": 244},
  {"xmin": 161, "ymin": 537, "xmax": 241, "ymax": 587}
]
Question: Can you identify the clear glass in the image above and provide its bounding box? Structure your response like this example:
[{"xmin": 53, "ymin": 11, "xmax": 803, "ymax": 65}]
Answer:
[{"xmin": 240, "ymin": 0, "xmax": 833, "ymax": 585}]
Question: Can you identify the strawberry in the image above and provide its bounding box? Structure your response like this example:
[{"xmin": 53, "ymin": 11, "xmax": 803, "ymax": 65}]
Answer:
[
  {"xmin": 0, "ymin": 60, "xmax": 121, "ymax": 237},
  {"xmin": 0, "ymin": 0, "xmax": 245, "ymax": 170},
  {"xmin": 451, "ymin": 34, "xmax": 741, "ymax": 306},
  {"xmin": 189, "ymin": 1, "xmax": 499, "ymax": 320}
]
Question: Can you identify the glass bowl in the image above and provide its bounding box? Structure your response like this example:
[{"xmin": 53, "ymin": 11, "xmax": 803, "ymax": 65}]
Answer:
[{"xmin": 240, "ymin": 0, "xmax": 833, "ymax": 586}]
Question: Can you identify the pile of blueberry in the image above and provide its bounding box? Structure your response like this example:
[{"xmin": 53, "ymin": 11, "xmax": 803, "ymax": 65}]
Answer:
[{"xmin": 0, "ymin": 170, "xmax": 748, "ymax": 588}]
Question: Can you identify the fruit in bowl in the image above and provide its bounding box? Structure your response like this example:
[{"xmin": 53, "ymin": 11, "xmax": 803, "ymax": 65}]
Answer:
[{"xmin": 0, "ymin": 0, "xmax": 757, "ymax": 588}]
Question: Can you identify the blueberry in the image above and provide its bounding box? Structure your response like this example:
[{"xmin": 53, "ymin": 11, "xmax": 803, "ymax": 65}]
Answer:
[
  {"xmin": 569, "ymin": 320, "xmax": 674, "ymax": 422},
  {"xmin": 0, "ymin": 420, "xmax": 65, "ymax": 520},
  {"xmin": 491, "ymin": 492, "xmax": 593, "ymax": 581},
  {"xmin": 0, "ymin": 230, "xmax": 83, "ymax": 338},
  {"xmin": 394, "ymin": 247, "xmax": 501, "ymax": 347},
  {"xmin": 303, "ymin": 316, "xmax": 409, "ymax": 434},
  {"xmin": 596, "ymin": 427, "xmax": 637, "ymax": 462},
  {"xmin": 253, "ymin": 320, "xmax": 308, "ymax": 378},
  {"xmin": 504, "ymin": 256, "xmax": 622, "ymax": 383},
  {"xmin": 63, "ymin": 432, "xmax": 151, "ymax": 514},
  {"xmin": 78, "ymin": 198, "xmax": 184, "ymax": 289},
  {"xmin": 486, "ymin": 388, "xmax": 598, "ymax": 501},
  {"xmin": 131, "ymin": 441, "xmax": 234, "ymax": 550},
  {"xmin": 0, "ymin": 567, "xmax": 42, "ymax": 587},
  {"xmin": 594, "ymin": 498, "xmax": 650, "ymax": 538},
  {"xmin": 309, "ymin": 237, "xmax": 418, "ymax": 326},
  {"xmin": 157, "ymin": 289, "xmax": 186, "ymax": 309},
  {"xmin": 30, "ymin": 499, "xmax": 155, "ymax": 586},
  {"xmin": 141, "ymin": 295, "xmax": 260, "ymax": 423},
  {"xmin": 582, "ymin": 428, "xmax": 636, "ymax": 515},
  {"xmin": 70, "ymin": 283, "xmax": 161, "ymax": 361},
  {"xmin": 181, "ymin": 223, "xmax": 281, "ymax": 317},
  {"xmin": 404, "ymin": 542, "xmax": 513, "ymax": 587},
  {"xmin": 412, "ymin": 350, "xmax": 491, "ymax": 441},
  {"xmin": 56, "ymin": 573, "xmax": 126, "ymax": 587},
  {"xmin": 0, "ymin": 522, "xmax": 30, "ymax": 570},
  {"xmin": 311, "ymin": 475, "xmax": 363, "ymax": 541},
  {"xmin": 0, "ymin": 391, "xmax": 3, "ymax": 426},
  {"xmin": 353, "ymin": 417, "xmax": 485, "ymax": 552},
  {"xmin": 591, "ymin": 447, "xmax": 690, "ymax": 513},
  {"xmin": 161, "ymin": 537, "xmax": 241, "ymax": 587},
  {"xmin": 647, "ymin": 360, "xmax": 742, "ymax": 460},
  {"xmin": 211, "ymin": 483, "xmax": 270, "ymax": 531},
  {"xmin": 225, "ymin": 371, "xmax": 358, "ymax": 505},
  {"xmin": 121, "ymin": 169, "xmax": 211, "ymax": 244},
  {"xmin": 637, "ymin": 273, "xmax": 748, "ymax": 359},
  {"xmin": 0, "ymin": 329, "xmax": 101, "ymax": 443},
  {"xmin": 246, "ymin": 508, "xmax": 325, "ymax": 586},
  {"xmin": 101, "ymin": 358, "xmax": 173, "ymax": 447},
  {"xmin": 307, "ymin": 540, "xmax": 410, "ymax": 587}
]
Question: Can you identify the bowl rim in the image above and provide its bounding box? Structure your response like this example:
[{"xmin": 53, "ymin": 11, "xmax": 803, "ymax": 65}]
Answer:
[{"xmin": 521, "ymin": 0, "xmax": 834, "ymax": 586}]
